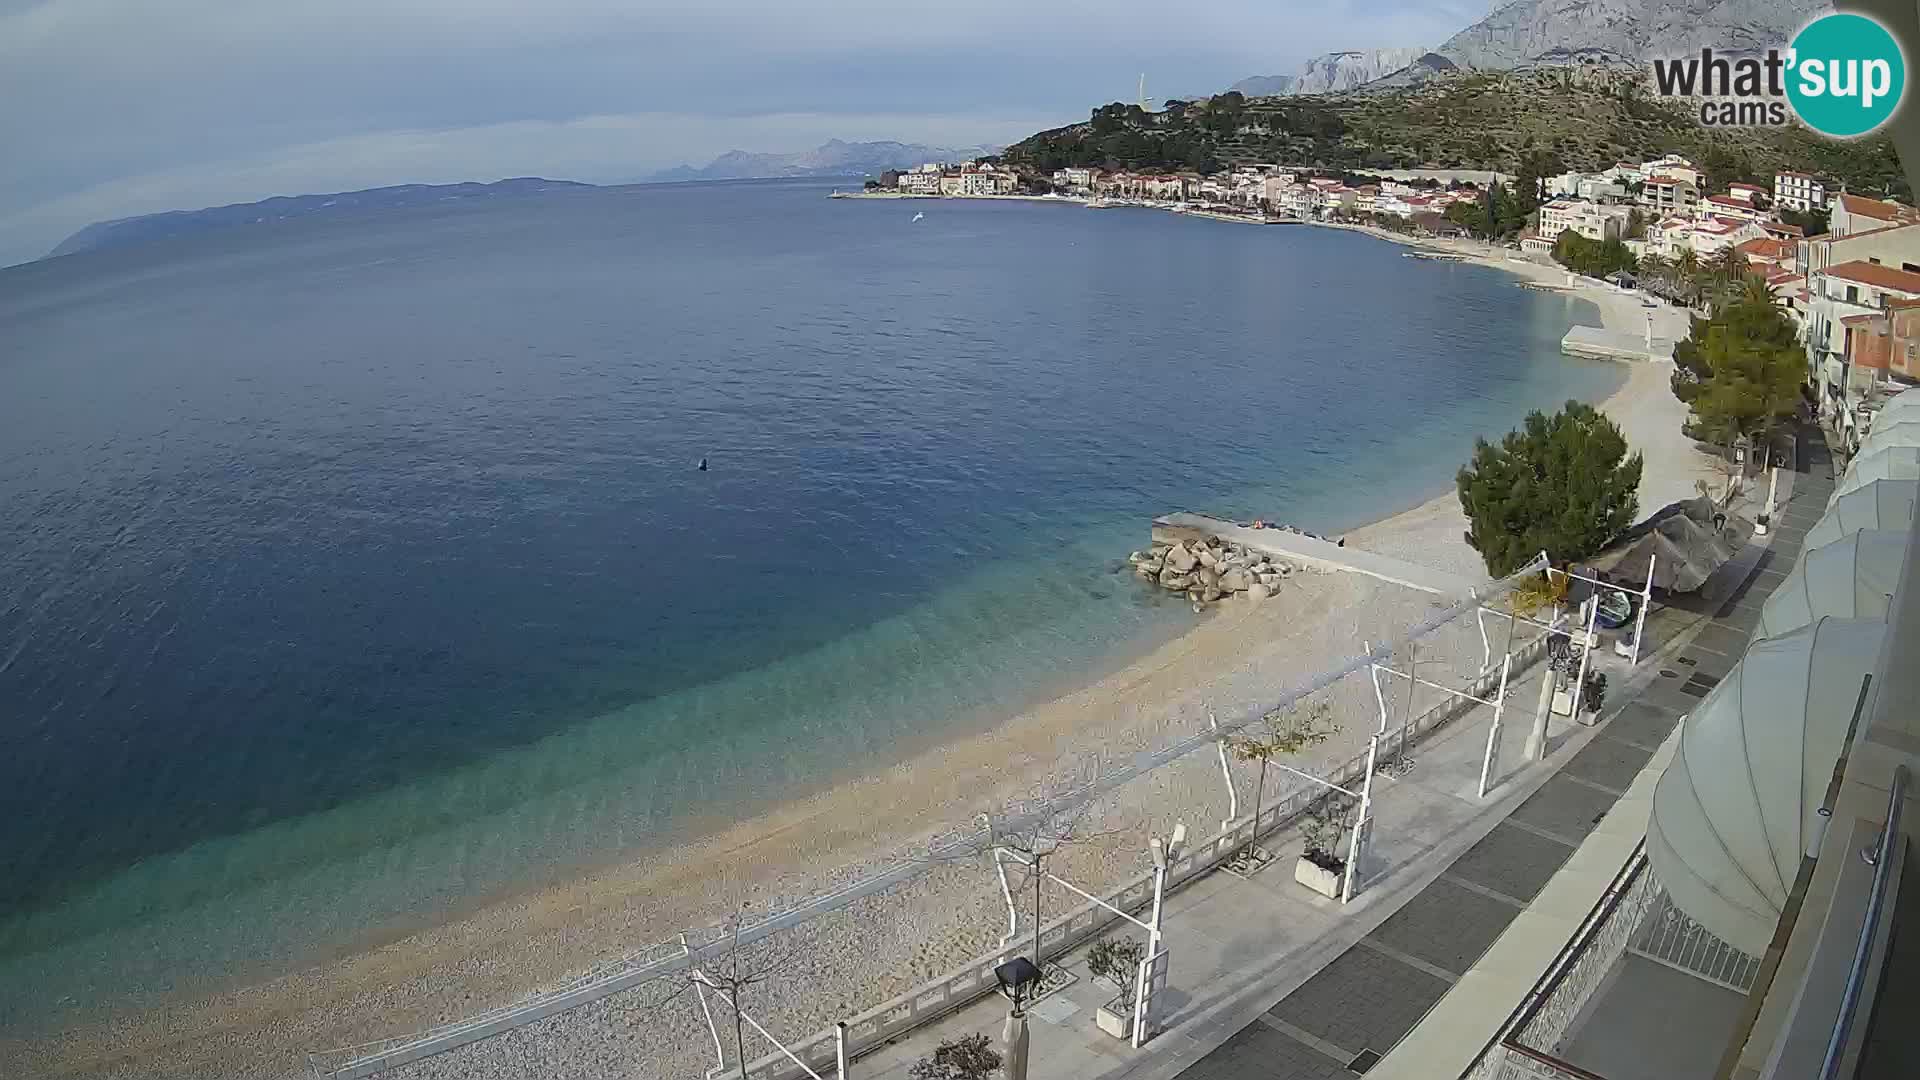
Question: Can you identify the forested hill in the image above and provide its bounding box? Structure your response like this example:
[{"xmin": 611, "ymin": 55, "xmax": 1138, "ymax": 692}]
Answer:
[{"xmin": 1003, "ymin": 71, "xmax": 1906, "ymax": 198}]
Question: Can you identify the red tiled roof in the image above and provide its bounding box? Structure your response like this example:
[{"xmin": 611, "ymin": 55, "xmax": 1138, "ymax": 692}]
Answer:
[
  {"xmin": 1838, "ymin": 193, "xmax": 1920, "ymax": 222},
  {"xmin": 1823, "ymin": 259, "xmax": 1920, "ymax": 293},
  {"xmin": 1739, "ymin": 237, "xmax": 1793, "ymax": 259},
  {"xmin": 1768, "ymin": 223, "xmax": 1806, "ymax": 237},
  {"xmin": 1843, "ymin": 313, "xmax": 1884, "ymax": 326},
  {"xmin": 1705, "ymin": 195, "xmax": 1750, "ymax": 208},
  {"xmin": 1731, "ymin": 182, "xmax": 1765, "ymax": 192}
]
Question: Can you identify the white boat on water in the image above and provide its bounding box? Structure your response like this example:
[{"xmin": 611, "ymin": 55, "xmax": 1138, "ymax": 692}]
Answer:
[{"xmin": 1086, "ymin": 197, "xmax": 1116, "ymax": 208}]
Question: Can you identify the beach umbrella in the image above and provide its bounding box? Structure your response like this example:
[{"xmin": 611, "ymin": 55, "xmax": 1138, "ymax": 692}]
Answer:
[
  {"xmin": 1756, "ymin": 529, "xmax": 1906, "ymax": 639},
  {"xmin": 1855, "ymin": 420, "xmax": 1920, "ymax": 459},
  {"xmin": 1804, "ymin": 478, "xmax": 1918, "ymax": 547},
  {"xmin": 1649, "ymin": 618, "xmax": 1888, "ymax": 955},
  {"xmin": 1833, "ymin": 445, "xmax": 1920, "ymax": 504}
]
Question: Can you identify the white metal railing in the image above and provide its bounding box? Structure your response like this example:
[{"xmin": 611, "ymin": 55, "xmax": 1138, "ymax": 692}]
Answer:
[
  {"xmin": 1465, "ymin": 842, "xmax": 1656, "ymax": 1080},
  {"xmin": 1625, "ymin": 888, "xmax": 1760, "ymax": 992}
]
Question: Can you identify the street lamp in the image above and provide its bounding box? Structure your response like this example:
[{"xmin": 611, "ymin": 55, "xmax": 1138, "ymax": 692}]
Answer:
[{"xmin": 994, "ymin": 957, "xmax": 1040, "ymax": 1080}]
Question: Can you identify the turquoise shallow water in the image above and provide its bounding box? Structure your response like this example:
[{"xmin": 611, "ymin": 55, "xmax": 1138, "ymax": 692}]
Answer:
[{"xmin": 0, "ymin": 179, "xmax": 1620, "ymax": 1027}]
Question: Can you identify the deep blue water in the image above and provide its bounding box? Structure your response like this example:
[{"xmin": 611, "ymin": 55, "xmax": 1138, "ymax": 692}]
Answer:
[{"xmin": 0, "ymin": 178, "xmax": 1619, "ymax": 1024}]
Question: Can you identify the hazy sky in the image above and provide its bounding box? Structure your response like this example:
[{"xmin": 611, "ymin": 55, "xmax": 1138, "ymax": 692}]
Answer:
[{"xmin": 0, "ymin": 0, "xmax": 1481, "ymax": 265}]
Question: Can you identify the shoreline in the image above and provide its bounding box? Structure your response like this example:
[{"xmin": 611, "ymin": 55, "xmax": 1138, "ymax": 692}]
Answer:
[{"xmin": 12, "ymin": 214, "xmax": 1713, "ymax": 1080}]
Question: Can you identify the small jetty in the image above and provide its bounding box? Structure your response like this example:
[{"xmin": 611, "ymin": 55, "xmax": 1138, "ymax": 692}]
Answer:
[
  {"xmin": 1403, "ymin": 251, "xmax": 1467, "ymax": 262},
  {"xmin": 1561, "ymin": 325, "xmax": 1674, "ymax": 362},
  {"xmin": 1151, "ymin": 513, "xmax": 1479, "ymax": 597}
]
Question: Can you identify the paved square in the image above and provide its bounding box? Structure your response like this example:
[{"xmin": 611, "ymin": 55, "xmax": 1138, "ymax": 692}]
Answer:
[
  {"xmin": 1178, "ymin": 1022, "xmax": 1347, "ymax": 1080},
  {"xmin": 1266, "ymin": 945, "xmax": 1451, "ymax": 1058},
  {"xmin": 1604, "ymin": 701, "xmax": 1682, "ymax": 751},
  {"xmin": 1564, "ymin": 736, "xmax": 1655, "ymax": 794},
  {"xmin": 1511, "ymin": 775, "xmax": 1618, "ymax": 844},
  {"xmin": 1448, "ymin": 821, "xmax": 1573, "ymax": 901},
  {"xmin": 1365, "ymin": 878, "xmax": 1517, "ymax": 975}
]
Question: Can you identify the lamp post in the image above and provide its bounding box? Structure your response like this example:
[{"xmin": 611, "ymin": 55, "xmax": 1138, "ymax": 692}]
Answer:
[{"xmin": 994, "ymin": 958, "xmax": 1040, "ymax": 1080}]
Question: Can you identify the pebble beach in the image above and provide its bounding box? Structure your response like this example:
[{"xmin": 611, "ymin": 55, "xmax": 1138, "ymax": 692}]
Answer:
[{"xmin": 6, "ymin": 230, "xmax": 1715, "ymax": 1080}]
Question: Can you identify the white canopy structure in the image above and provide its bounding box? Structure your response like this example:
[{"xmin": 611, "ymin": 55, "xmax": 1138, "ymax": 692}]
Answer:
[
  {"xmin": 1855, "ymin": 420, "xmax": 1920, "ymax": 459},
  {"xmin": 1756, "ymin": 530, "xmax": 1906, "ymax": 639},
  {"xmin": 1833, "ymin": 445, "xmax": 1920, "ymax": 504},
  {"xmin": 1804, "ymin": 479, "xmax": 1918, "ymax": 548},
  {"xmin": 1870, "ymin": 389, "xmax": 1920, "ymax": 427},
  {"xmin": 1649, "ymin": 618, "xmax": 1888, "ymax": 955}
]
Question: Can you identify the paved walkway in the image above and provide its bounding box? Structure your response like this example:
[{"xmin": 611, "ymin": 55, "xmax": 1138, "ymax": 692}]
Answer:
[{"xmin": 1152, "ymin": 514, "xmax": 1480, "ymax": 597}]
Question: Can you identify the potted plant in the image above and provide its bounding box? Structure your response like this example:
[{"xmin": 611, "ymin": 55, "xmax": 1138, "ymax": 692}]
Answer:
[
  {"xmin": 1294, "ymin": 791, "xmax": 1359, "ymax": 899},
  {"xmin": 912, "ymin": 1034, "xmax": 1002, "ymax": 1080},
  {"xmin": 1223, "ymin": 700, "xmax": 1337, "ymax": 874},
  {"xmin": 1087, "ymin": 937, "xmax": 1147, "ymax": 1039}
]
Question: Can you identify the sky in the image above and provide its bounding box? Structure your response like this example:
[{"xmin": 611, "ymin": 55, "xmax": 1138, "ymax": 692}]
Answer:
[{"xmin": 0, "ymin": 0, "xmax": 1484, "ymax": 266}]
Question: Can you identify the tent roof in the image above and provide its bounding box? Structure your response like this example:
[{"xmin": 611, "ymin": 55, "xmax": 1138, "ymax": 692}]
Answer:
[
  {"xmin": 1757, "ymin": 529, "xmax": 1906, "ymax": 639},
  {"xmin": 1834, "ymin": 445, "xmax": 1920, "ymax": 504},
  {"xmin": 1649, "ymin": 618, "xmax": 1888, "ymax": 954},
  {"xmin": 1595, "ymin": 497, "xmax": 1748, "ymax": 592},
  {"xmin": 1804, "ymin": 478, "xmax": 1918, "ymax": 548}
]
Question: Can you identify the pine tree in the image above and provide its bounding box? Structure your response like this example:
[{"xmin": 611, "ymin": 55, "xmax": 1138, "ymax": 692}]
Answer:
[{"xmin": 1456, "ymin": 402, "xmax": 1644, "ymax": 577}]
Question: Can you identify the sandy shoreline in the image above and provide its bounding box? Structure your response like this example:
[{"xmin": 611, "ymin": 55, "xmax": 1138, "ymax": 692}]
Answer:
[{"xmin": 8, "ymin": 224, "xmax": 1715, "ymax": 1080}]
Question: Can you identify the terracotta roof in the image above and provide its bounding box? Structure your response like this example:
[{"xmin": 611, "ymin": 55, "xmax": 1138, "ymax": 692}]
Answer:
[
  {"xmin": 1843, "ymin": 313, "xmax": 1884, "ymax": 326},
  {"xmin": 1890, "ymin": 296, "xmax": 1920, "ymax": 309},
  {"xmin": 1768, "ymin": 223, "xmax": 1806, "ymax": 237},
  {"xmin": 1731, "ymin": 183, "xmax": 1765, "ymax": 192},
  {"xmin": 1705, "ymin": 195, "xmax": 1751, "ymax": 208},
  {"xmin": 1838, "ymin": 193, "xmax": 1920, "ymax": 222},
  {"xmin": 1765, "ymin": 269, "xmax": 1800, "ymax": 285},
  {"xmin": 1822, "ymin": 259, "xmax": 1920, "ymax": 293},
  {"xmin": 1738, "ymin": 237, "xmax": 1793, "ymax": 259}
]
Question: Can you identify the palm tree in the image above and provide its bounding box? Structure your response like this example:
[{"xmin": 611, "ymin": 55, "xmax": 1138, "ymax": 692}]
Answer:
[
  {"xmin": 1676, "ymin": 249, "xmax": 1703, "ymax": 307},
  {"xmin": 1713, "ymin": 246, "xmax": 1749, "ymax": 290}
]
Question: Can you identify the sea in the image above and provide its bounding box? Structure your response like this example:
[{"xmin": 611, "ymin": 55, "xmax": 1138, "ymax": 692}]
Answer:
[{"xmin": 0, "ymin": 178, "xmax": 1623, "ymax": 1030}]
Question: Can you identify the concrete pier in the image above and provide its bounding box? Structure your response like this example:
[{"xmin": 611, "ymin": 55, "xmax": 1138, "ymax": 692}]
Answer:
[
  {"xmin": 1151, "ymin": 512, "xmax": 1481, "ymax": 597},
  {"xmin": 1561, "ymin": 324, "xmax": 1675, "ymax": 362}
]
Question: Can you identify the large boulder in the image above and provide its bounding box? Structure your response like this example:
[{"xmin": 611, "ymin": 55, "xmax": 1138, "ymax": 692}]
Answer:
[
  {"xmin": 1247, "ymin": 582, "xmax": 1271, "ymax": 602},
  {"xmin": 1196, "ymin": 567, "xmax": 1221, "ymax": 591},
  {"xmin": 1159, "ymin": 569, "xmax": 1194, "ymax": 590},
  {"xmin": 1197, "ymin": 546, "xmax": 1220, "ymax": 569},
  {"xmin": 1164, "ymin": 543, "xmax": 1198, "ymax": 573},
  {"xmin": 1203, "ymin": 583, "xmax": 1225, "ymax": 603},
  {"xmin": 1220, "ymin": 567, "xmax": 1253, "ymax": 592}
]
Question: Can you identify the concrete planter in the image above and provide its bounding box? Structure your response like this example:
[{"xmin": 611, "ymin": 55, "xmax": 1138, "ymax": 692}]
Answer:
[
  {"xmin": 1294, "ymin": 855, "xmax": 1344, "ymax": 899},
  {"xmin": 1096, "ymin": 993, "xmax": 1133, "ymax": 1039}
]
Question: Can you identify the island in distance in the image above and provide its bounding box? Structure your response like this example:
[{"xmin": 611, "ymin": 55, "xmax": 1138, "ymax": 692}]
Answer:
[
  {"xmin": 45, "ymin": 177, "xmax": 595, "ymax": 260},
  {"xmin": 647, "ymin": 139, "xmax": 999, "ymax": 183}
]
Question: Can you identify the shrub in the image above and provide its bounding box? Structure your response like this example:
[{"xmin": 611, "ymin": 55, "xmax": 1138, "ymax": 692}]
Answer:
[{"xmin": 911, "ymin": 1034, "xmax": 1002, "ymax": 1080}]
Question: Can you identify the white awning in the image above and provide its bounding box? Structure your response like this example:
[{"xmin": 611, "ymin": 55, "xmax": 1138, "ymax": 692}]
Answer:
[
  {"xmin": 1833, "ymin": 446, "xmax": 1920, "ymax": 504},
  {"xmin": 1805, "ymin": 479, "xmax": 1918, "ymax": 548},
  {"xmin": 1856, "ymin": 420, "xmax": 1920, "ymax": 459},
  {"xmin": 1757, "ymin": 529, "xmax": 1906, "ymax": 639},
  {"xmin": 1871, "ymin": 388, "xmax": 1920, "ymax": 426},
  {"xmin": 1649, "ymin": 618, "xmax": 1888, "ymax": 955}
]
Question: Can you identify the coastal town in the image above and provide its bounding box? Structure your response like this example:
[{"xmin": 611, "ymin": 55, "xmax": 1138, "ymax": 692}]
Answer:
[{"xmin": 864, "ymin": 153, "xmax": 1920, "ymax": 454}]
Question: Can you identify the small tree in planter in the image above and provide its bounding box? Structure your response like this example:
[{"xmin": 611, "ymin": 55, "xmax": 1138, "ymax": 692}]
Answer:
[
  {"xmin": 1294, "ymin": 791, "xmax": 1360, "ymax": 899},
  {"xmin": 1224, "ymin": 699, "xmax": 1338, "ymax": 871},
  {"xmin": 911, "ymin": 1034, "xmax": 1002, "ymax": 1080},
  {"xmin": 1087, "ymin": 936, "xmax": 1149, "ymax": 1039},
  {"xmin": 1087, "ymin": 936, "xmax": 1147, "ymax": 993}
]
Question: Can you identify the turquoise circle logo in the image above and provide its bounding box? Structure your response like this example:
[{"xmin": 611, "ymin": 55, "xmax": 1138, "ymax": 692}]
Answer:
[{"xmin": 1786, "ymin": 13, "xmax": 1906, "ymax": 138}]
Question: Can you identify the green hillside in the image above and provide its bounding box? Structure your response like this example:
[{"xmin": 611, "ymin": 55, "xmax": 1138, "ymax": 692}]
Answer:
[{"xmin": 1005, "ymin": 70, "xmax": 1906, "ymax": 198}]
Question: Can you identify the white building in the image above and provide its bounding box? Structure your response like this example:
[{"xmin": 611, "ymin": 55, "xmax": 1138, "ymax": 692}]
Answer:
[
  {"xmin": 1697, "ymin": 194, "xmax": 1768, "ymax": 225},
  {"xmin": 1774, "ymin": 171, "xmax": 1828, "ymax": 212},
  {"xmin": 1538, "ymin": 198, "xmax": 1630, "ymax": 242}
]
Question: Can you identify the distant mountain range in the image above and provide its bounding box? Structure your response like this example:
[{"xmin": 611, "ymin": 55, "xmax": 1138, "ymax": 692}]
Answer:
[
  {"xmin": 648, "ymin": 139, "xmax": 999, "ymax": 183},
  {"xmin": 1226, "ymin": 0, "xmax": 1825, "ymax": 96},
  {"xmin": 1229, "ymin": 49, "xmax": 1426, "ymax": 98},
  {"xmin": 47, "ymin": 178, "xmax": 593, "ymax": 260}
]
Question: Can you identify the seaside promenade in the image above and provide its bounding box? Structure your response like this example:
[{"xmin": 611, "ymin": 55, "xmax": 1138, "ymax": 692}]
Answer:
[{"xmin": 840, "ymin": 431, "xmax": 1826, "ymax": 1080}]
